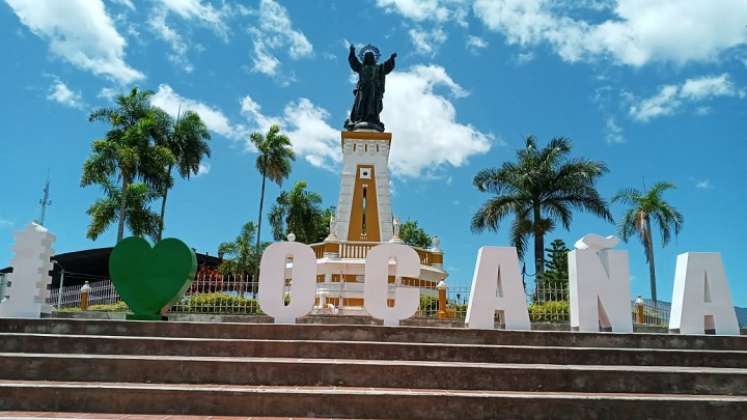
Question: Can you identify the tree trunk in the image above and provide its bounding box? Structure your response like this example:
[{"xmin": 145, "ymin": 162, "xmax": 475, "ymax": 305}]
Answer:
[
  {"xmin": 533, "ymin": 204, "xmax": 545, "ymax": 301},
  {"xmin": 645, "ymin": 217, "xmax": 658, "ymax": 306},
  {"xmin": 116, "ymin": 177, "xmax": 130, "ymax": 243},
  {"xmin": 256, "ymin": 174, "xmax": 267, "ymax": 250},
  {"xmin": 253, "ymin": 174, "xmax": 267, "ymax": 293},
  {"xmin": 157, "ymin": 165, "xmax": 174, "ymax": 242}
]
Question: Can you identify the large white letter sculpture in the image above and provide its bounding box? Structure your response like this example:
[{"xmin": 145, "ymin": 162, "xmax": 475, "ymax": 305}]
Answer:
[
  {"xmin": 465, "ymin": 247, "xmax": 530, "ymax": 330},
  {"xmin": 363, "ymin": 244, "xmax": 421, "ymax": 326},
  {"xmin": 257, "ymin": 241, "xmax": 317, "ymax": 324},
  {"xmin": 0, "ymin": 223, "xmax": 55, "ymax": 318},
  {"xmin": 669, "ymin": 253, "xmax": 739, "ymax": 335},
  {"xmin": 569, "ymin": 234, "xmax": 633, "ymax": 333}
]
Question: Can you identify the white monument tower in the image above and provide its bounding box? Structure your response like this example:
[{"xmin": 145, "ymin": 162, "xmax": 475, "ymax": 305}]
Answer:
[
  {"xmin": 334, "ymin": 130, "xmax": 394, "ymax": 242},
  {"xmin": 0, "ymin": 223, "xmax": 55, "ymax": 318}
]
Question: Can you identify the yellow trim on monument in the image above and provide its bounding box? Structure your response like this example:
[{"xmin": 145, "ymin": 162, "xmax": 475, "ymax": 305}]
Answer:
[{"xmin": 341, "ymin": 130, "xmax": 392, "ymax": 143}]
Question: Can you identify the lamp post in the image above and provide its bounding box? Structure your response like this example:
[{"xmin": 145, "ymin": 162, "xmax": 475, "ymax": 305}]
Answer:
[{"xmin": 52, "ymin": 260, "xmax": 65, "ymax": 309}]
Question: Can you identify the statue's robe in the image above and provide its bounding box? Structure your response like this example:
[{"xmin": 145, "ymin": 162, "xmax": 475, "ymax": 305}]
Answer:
[{"xmin": 348, "ymin": 50, "xmax": 395, "ymax": 129}]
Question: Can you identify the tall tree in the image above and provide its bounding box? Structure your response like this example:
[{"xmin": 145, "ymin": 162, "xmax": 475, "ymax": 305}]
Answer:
[
  {"xmin": 250, "ymin": 125, "xmax": 295, "ymax": 253},
  {"xmin": 156, "ymin": 110, "xmax": 211, "ymax": 241},
  {"xmin": 542, "ymin": 239, "xmax": 570, "ymax": 300},
  {"xmin": 268, "ymin": 181, "xmax": 331, "ymax": 244},
  {"xmin": 471, "ymin": 136, "xmax": 612, "ymax": 285},
  {"xmin": 613, "ymin": 182, "xmax": 683, "ymax": 305},
  {"xmin": 218, "ymin": 222, "xmax": 263, "ymax": 275},
  {"xmin": 400, "ymin": 220, "xmax": 432, "ymax": 249},
  {"xmin": 82, "ymin": 87, "xmax": 173, "ymax": 242}
]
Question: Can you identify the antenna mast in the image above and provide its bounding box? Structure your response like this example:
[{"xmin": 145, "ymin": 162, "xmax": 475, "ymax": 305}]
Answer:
[{"xmin": 38, "ymin": 175, "xmax": 52, "ymax": 226}]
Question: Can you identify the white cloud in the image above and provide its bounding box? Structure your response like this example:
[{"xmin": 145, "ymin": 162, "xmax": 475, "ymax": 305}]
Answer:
[
  {"xmin": 97, "ymin": 87, "xmax": 118, "ymax": 101},
  {"xmin": 110, "ymin": 0, "xmax": 135, "ymax": 11},
  {"xmin": 237, "ymin": 65, "xmax": 491, "ymax": 176},
  {"xmin": 466, "ymin": 35, "xmax": 488, "ymax": 54},
  {"xmin": 473, "ymin": 0, "xmax": 747, "ymax": 67},
  {"xmin": 6, "ymin": 0, "xmax": 143, "ymax": 83},
  {"xmin": 695, "ymin": 179, "xmax": 712, "ymax": 190},
  {"xmin": 604, "ymin": 116, "xmax": 624, "ymax": 144},
  {"xmin": 196, "ymin": 162, "xmax": 211, "ymax": 177},
  {"xmin": 47, "ymin": 79, "xmax": 85, "ymax": 109},
  {"xmin": 151, "ymin": 84, "xmax": 245, "ymax": 140},
  {"xmin": 629, "ymin": 74, "xmax": 744, "ymax": 122},
  {"xmin": 382, "ymin": 65, "xmax": 493, "ymax": 176},
  {"xmin": 409, "ymin": 28, "xmax": 447, "ymax": 56},
  {"xmin": 240, "ymin": 95, "xmax": 339, "ymax": 169},
  {"xmin": 376, "ymin": 0, "xmax": 468, "ymax": 24},
  {"xmin": 515, "ymin": 51, "xmax": 535, "ymax": 64},
  {"xmin": 249, "ymin": 0, "xmax": 313, "ymax": 77},
  {"xmin": 148, "ymin": 0, "xmax": 230, "ymax": 73}
]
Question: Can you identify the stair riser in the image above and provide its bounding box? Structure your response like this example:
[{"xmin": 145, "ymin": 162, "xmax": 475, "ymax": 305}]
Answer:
[
  {"xmin": 1, "ymin": 319, "xmax": 744, "ymax": 350},
  {"xmin": 2, "ymin": 335, "xmax": 745, "ymax": 368},
  {"xmin": 1, "ymin": 356, "xmax": 744, "ymax": 395},
  {"xmin": 1, "ymin": 386, "xmax": 745, "ymax": 420}
]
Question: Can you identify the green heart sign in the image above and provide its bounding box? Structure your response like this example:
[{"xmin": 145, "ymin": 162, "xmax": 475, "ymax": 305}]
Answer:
[{"xmin": 109, "ymin": 237, "xmax": 197, "ymax": 320}]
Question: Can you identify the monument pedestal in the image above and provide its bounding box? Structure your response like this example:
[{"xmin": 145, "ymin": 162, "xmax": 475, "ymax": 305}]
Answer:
[{"xmin": 308, "ymin": 130, "xmax": 447, "ymax": 313}]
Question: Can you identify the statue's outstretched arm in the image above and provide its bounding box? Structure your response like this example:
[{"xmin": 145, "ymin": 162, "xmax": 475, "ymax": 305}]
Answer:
[
  {"xmin": 383, "ymin": 53, "xmax": 397, "ymax": 74},
  {"xmin": 349, "ymin": 45, "xmax": 362, "ymax": 72}
]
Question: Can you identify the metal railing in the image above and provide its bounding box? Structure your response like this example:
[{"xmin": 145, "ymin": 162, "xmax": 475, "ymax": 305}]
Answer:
[
  {"xmin": 311, "ymin": 241, "xmax": 441, "ymax": 266},
  {"xmin": 41, "ymin": 274, "xmax": 670, "ymax": 328},
  {"xmin": 47, "ymin": 279, "xmax": 120, "ymax": 308}
]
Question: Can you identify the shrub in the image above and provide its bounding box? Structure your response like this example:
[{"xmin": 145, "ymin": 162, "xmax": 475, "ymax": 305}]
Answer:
[
  {"xmin": 419, "ymin": 294, "xmax": 439, "ymax": 314},
  {"xmin": 178, "ymin": 292, "xmax": 263, "ymax": 314},
  {"xmin": 528, "ymin": 300, "xmax": 569, "ymax": 322}
]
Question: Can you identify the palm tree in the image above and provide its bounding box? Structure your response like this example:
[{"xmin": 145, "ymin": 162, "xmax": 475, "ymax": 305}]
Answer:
[
  {"xmin": 268, "ymin": 181, "xmax": 330, "ymax": 244},
  {"xmin": 218, "ymin": 222, "xmax": 262, "ymax": 275},
  {"xmin": 82, "ymin": 88, "xmax": 174, "ymax": 242},
  {"xmin": 612, "ymin": 182, "xmax": 683, "ymax": 305},
  {"xmin": 250, "ymin": 125, "xmax": 295, "ymax": 253},
  {"xmin": 471, "ymin": 136, "xmax": 612, "ymax": 287},
  {"xmin": 156, "ymin": 110, "xmax": 211, "ymax": 241}
]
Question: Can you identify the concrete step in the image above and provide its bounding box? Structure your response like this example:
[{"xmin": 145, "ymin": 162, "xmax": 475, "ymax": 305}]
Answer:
[
  {"xmin": 2, "ymin": 319, "xmax": 745, "ymax": 350},
  {"xmin": 1, "ymin": 380, "xmax": 746, "ymax": 420},
  {"xmin": 2, "ymin": 333, "xmax": 745, "ymax": 368},
  {"xmin": 1, "ymin": 353, "xmax": 745, "ymax": 396}
]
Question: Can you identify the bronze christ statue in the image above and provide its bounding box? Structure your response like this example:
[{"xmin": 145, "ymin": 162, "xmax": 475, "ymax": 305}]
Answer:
[{"xmin": 344, "ymin": 44, "xmax": 396, "ymax": 132}]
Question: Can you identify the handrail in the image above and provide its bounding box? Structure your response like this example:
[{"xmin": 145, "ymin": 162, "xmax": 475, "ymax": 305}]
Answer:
[{"xmin": 310, "ymin": 240, "xmax": 442, "ymax": 266}]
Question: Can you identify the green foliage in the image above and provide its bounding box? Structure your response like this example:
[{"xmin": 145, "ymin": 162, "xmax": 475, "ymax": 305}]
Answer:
[
  {"xmin": 56, "ymin": 301, "xmax": 129, "ymax": 313},
  {"xmin": 218, "ymin": 222, "xmax": 266, "ymax": 276},
  {"xmin": 156, "ymin": 110, "xmax": 211, "ymax": 240},
  {"xmin": 541, "ymin": 239, "xmax": 570, "ymax": 292},
  {"xmin": 528, "ymin": 300, "xmax": 569, "ymax": 322},
  {"xmin": 251, "ymin": 125, "xmax": 296, "ymax": 185},
  {"xmin": 613, "ymin": 182, "xmax": 683, "ymax": 304},
  {"xmin": 82, "ymin": 87, "xmax": 176, "ymax": 242},
  {"xmin": 471, "ymin": 136, "xmax": 612, "ymax": 287},
  {"xmin": 180, "ymin": 292, "xmax": 262, "ymax": 314},
  {"xmin": 419, "ymin": 294, "xmax": 439, "ymax": 316},
  {"xmin": 269, "ymin": 181, "xmax": 333, "ymax": 244},
  {"xmin": 400, "ymin": 220, "xmax": 432, "ymax": 249},
  {"xmin": 250, "ymin": 124, "xmax": 296, "ymax": 251}
]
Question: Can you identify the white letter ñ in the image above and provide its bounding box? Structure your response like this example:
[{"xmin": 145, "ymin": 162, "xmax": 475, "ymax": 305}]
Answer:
[{"xmin": 569, "ymin": 234, "xmax": 633, "ymax": 333}]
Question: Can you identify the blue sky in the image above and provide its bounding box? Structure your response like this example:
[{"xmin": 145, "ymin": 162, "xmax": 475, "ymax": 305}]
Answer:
[{"xmin": 1, "ymin": 0, "xmax": 746, "ymax": 306}]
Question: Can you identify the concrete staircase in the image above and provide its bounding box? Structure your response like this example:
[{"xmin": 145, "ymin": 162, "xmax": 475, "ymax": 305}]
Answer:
[{"xmin": 0, "ymin": 319, "xmax": 745, "ymax": 419}]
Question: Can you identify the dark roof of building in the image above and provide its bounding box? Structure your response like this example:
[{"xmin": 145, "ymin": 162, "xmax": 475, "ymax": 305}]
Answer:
[{"xmin": 1, "ymin": 247, "xmax": 222, "ymax": 287}]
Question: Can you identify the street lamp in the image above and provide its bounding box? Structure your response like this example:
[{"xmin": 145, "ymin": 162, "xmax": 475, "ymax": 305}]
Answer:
[{"xmin": 51, "ymin": 259, "xmax": 65, "ymax": 309}]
